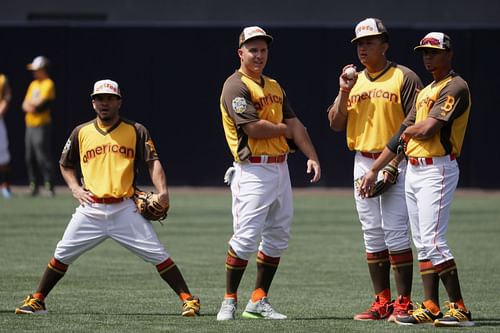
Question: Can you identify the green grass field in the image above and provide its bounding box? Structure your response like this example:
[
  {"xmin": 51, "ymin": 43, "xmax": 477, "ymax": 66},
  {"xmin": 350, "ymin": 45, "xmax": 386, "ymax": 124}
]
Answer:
[{"xmin": 1, "ymin": 188, "xmax": 499, "ymax": 332}]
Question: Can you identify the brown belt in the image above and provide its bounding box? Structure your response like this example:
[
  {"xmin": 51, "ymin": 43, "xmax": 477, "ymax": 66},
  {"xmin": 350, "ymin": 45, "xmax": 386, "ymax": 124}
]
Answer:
[
  {"xmin": 248, "ymin": 155, "xmax": 287, "ymax": 163},
  {"xmin": 90, "ymin": 195, "xmax": 127, "ymax": 204}
]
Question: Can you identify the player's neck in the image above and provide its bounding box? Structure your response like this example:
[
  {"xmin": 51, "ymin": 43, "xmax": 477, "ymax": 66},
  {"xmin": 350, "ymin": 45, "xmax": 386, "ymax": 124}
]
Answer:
[
  {"xmin": 365, "ymin": 59, "xmax": 388, "ymax": 74},
  {"xmin": 432, "ymin": 66, "xmax": 453, "ymax": 82},
  {"xmin": 239, "ymin": 67, "xmax": 263, "ymax": 81},
  {"xmin": 97, "ymin": 116, "xmax": 119, "ymax": 128}
]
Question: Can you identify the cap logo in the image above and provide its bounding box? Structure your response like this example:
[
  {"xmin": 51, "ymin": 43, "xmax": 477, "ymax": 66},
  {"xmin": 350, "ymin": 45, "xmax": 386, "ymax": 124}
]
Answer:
[
  {"xmin": 420, "ymin": 37, "xmax": 441, "ymax": 47},
  {"xmin": 356, "ymin": 25, "xmax": 376, "ymax": 34},
  {"xmin": 244, "ymin": 27, "xmax": 266, "ymax": 39},
  {"xmin": 96, "ymin": 82, "xmax": 118, "ymax": 93}
]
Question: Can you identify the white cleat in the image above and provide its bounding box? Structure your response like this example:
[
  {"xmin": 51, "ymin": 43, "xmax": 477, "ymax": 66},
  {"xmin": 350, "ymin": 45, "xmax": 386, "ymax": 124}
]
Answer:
[
  {"xmin": 217, "ymin": 298, "xmax": 237, "ymax": 320},
  {"xmin": 241, "ymin": 297, "xmax": 287, "ymax": 320}
]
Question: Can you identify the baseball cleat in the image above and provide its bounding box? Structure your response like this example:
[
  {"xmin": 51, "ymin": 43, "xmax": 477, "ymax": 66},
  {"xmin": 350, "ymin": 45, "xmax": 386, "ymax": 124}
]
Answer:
[
  {"xmin": 216, "ymin": 298, "xmax": 237, "ymax": 320},
  {"xmin": 388, "ymin": 295, "xmax": 413, "ymax": 323},
  {"xmin": 15, "ymin": 295, "xmax": 48, "ymax": 314},
  {"xmin": 395, "ymin": 303, "xmax": 442, "ymax": 325},
  {"xmin": 434, "ymin": 302, "xmax": 474, "ymax": 327},
  {"xmin": 241, "ymin": 297, "xmax": 286, "ymax": 320},
  {"xmin": 181, "ymin": 295, "xmax": 200, "ymax": 317},
  {"xmin": 353, "ymin": 296, "xmax": 393, "ymax": 321}
]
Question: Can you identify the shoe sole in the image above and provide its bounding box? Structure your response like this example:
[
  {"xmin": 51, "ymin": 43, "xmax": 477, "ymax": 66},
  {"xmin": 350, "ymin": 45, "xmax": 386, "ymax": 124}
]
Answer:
[
  {"xmin": 242, "ymin": 311, "xmax": 286, "ymax": 320},
  {"xmin": 242, "ymin": 311, "xmax": 264, "ymax": 319},
  {"xmin": 15, "ymin": 309, "xmax": 48, "ymax": 315},
  {"xmin": 181, "ymin": 309, "xmax": 199, "ymax": 317},
  {"xmin": 434, "ymin": 320, "xmax": 475, "ymax": 327}
]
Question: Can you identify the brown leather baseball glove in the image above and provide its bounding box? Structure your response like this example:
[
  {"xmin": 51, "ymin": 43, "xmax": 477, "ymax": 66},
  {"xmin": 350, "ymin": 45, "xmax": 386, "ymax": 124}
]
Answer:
[
  {"xmin": 133, "ymin": 190, "xmax": 169, "ymax": 222},
  {"xmin": 355, "ymin": 163, "xmax": 399, "ymax": 198}
]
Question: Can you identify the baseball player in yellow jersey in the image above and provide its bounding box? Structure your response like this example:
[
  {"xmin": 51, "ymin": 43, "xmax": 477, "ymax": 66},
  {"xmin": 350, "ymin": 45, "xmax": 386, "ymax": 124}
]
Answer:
[
  {"xmin": 15, "ymin": 79, "xmax": 200, "ymax": 317},
  {"xmin": 328, "ymin": 18, "xmax": 423, "ymax": 322},
  {"xmin": 217, "ymin": 26, "xmax": 321, "ymax": 320},
  {"xmin": 359, "ymin": 32, "xmax": 473, "ymax": 327},
  {"xmin": 0, "ymin": 72, "xmax": 12, "ymax": 198},
  {"xmin": 23, "ymin": 56, "xmax": 56, "ymax": 197}
]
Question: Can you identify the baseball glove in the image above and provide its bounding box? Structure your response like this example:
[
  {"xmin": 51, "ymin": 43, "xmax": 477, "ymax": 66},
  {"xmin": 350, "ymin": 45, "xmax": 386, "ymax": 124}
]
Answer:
[
  {"xmin": 133, "ymin": 190, "xmax": 169, "ymax": 222},
  {"xmin": 355, "ymin": 163, "xmax": 399, "ymax": 198}
]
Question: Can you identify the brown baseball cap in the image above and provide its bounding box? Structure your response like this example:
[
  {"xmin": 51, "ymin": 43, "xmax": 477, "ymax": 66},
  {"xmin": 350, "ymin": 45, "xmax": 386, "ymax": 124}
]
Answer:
[{"xmin": 239, "ymin": 26, "xmax": 273, "ymax": 47}]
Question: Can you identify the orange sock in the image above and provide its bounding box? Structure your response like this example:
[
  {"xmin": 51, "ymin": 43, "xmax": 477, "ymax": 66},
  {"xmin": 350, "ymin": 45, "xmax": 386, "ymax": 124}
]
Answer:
[
  {"xmin": 33, "ymin": 292, "xmax": 45, "ymax": 301},
  {"xmin": 179, "ymin": 292, "xmax": 192, "ymax": 301},
  {"xmin": 455, "ymin": 299, "xmax": 467, "ymax": 311},
  {"xmin": 376, "ymin": 288, "xmax": 391, "ymax": 304},
  {"xmin": 251, "ymin": 288, "xmax": 267, "ymax": 302},
  {"xmin": 423, "ymin": 299, "xmax": 441, "ymax": 314},
  {"xmin": 224, "ymin": 293, "xmax": 237, "ymax": 301}
]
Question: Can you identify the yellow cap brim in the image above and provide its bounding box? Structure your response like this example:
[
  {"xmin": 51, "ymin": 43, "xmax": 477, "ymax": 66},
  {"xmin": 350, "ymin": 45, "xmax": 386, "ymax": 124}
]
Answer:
[
  {"xmin": 351, "ymin": 32, "xmax": 384, "ymax": 43},
  {"xmin": 414, "ymin": 45, "xmax": 447, "ymax": 51}
]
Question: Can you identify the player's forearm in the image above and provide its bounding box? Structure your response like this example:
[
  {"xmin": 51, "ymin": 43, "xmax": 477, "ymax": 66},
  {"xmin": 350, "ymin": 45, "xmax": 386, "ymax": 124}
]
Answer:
[
  {"xmin": 242, "ymin": 120, "xmax": 288, "ymax": 139},
  {"xmin": 148, "ymin": 160, "xmax": 169, "ymax": 202},
  {"xmin": 403, "ymin": 117, "xmax": 442, "ymax": 140},
  {"xmin": 289, "ymin": 122, "xmax": 319, "ymax": 162},
  {"xmin": 0, "ymin": 100, "xmax": 8, "ymax": 117},
  {"xmin": 368, "ymin": 147, "xmax": 397, "ymax": 174},
  {"xmin": 328, "ymin": 92, "xmax": 349, "ymax": 131},
  {"xmin": 60, "ymin": 164, "xmax": 81, "ymax": 192}
]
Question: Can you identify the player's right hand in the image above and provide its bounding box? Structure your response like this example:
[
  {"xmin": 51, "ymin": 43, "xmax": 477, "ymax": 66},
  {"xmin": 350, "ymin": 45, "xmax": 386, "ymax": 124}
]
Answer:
[{"xmin": 339, "ymin": 64, "xmax": 357, "ymax": 91}]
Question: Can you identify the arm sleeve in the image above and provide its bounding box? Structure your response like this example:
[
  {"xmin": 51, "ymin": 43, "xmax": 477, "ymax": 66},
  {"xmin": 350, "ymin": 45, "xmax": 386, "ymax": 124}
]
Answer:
[
  {"xmin": 400, "ymin": 67, "xmax": 423, "ymax": 116},
  {"xmin": 428, "ymin": 79, "xmax": 470, "ymax": 122},
  {"xmin": 59, "ymin": 127, "xmax": 81, "ymax": 168},
  {"xmin": 220, "ymin": 75, "xmax": 259, "ymax": 126},
  {"xmin": 281, "ymin": 89, "xmax": 297, "ymax": 119},
  {"xmin": 134, "ymin": 122, "xmax": 160, "ymax": 163}
]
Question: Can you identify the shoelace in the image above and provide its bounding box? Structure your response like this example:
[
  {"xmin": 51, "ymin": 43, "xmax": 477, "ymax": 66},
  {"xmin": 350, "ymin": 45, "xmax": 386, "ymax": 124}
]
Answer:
[
  {"xmin": 259, "ymin": 299, "xmax": 275, "ymax": 314},
  {"xmin": 25, "ymin": 297, "xmax": 44, "ymax": 311},
  {"xmin": 443, "ymin": 302, "xmax": 468, "ymax": 321},
  {"xmin": 184, "ymin": 299, "xmax": 200, "ymax": 309},
  {"xmin": 220, "ymin": 301, "xmax": 236, "ymax": 312}
]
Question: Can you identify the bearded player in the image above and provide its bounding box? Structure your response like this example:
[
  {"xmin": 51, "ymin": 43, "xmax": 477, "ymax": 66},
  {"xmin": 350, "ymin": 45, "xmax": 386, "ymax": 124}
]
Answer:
[{"xmin": 15, "ymin": 79, "xmax": 200, "ymax": 316}]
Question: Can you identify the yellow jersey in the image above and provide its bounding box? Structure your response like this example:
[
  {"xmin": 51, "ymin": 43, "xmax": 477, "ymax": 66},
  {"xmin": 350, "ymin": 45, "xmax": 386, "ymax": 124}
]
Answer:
[
  {"xmin": 220, "ymin": 70, "xmax": 296, "ymax": 162},
  {"xmin": 345, "ymin": 62, "xmax": 422, "ymax": 152},
  {"xmin": 24, "ymin": 78, "xmax": 56, "ymax": 127},
  {"xmin": 60, "ymin": 118, "xmax": 159, "ymax": 198},
  {"xmin": 405, "ymin": 72, "xmax": 471, "ymax": 157}
]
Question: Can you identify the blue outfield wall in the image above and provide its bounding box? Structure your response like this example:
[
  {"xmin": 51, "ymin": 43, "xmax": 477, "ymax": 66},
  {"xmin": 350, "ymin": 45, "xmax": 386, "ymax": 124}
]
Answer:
[{"xmin": 0, "ymin": 25, "xmax": 494, "ymax": 188}]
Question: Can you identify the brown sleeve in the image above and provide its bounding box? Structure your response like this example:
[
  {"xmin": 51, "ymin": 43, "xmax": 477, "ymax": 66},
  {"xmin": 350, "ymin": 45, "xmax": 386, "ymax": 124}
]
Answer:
[
  {"xmin": 428, "ymin": 77, "xmax": 470, "ymax": 122},
  {"xmin": 282, "ymin": 89, "xmax": 297, "ymax": 119},
  {"xmin": 220, "ymin": 73, "xmax": 259, "ymax": 126},
  {"xmin": 134, "ymin": 122, "xmax": 159, "ymax": 163},
  {"xmin": 399, "ymin": 65, "xmax": 423, "ymax": 117},
  {"xmin": 59, "ymin": 125, "xmax": 82, "ymax": 168}
]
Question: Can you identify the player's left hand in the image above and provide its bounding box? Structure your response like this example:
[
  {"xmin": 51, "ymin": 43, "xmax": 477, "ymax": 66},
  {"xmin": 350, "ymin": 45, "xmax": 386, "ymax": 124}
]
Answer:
[
  {"xmin": 307, "ymin": 159, "xmax": 321, "ymax": 183},
  {"xmin": 357, "ymin": 170, "xmax": 377, "ymax": 198}
]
